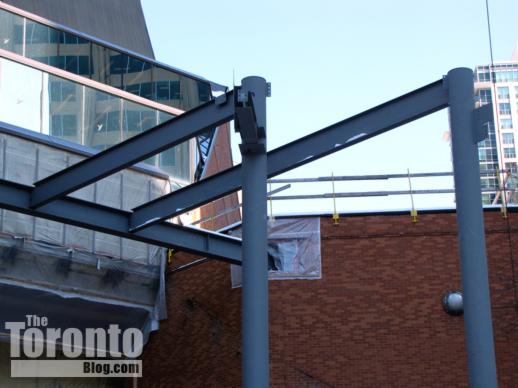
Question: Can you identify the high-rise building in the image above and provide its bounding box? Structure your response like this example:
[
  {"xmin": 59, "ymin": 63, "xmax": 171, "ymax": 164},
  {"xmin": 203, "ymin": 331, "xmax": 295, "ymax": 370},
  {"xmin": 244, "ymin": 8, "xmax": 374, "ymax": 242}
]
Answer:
[{"xmin": 474, "ymin": 44, "xmax": 518, "ymax": 204}]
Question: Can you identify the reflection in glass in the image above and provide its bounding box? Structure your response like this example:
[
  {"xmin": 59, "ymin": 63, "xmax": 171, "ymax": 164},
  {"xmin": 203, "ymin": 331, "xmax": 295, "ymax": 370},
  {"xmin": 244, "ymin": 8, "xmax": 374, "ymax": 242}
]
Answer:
[
  {"xmin": 0, "ymin": 7, "xmax": 212, "ymax": 112},
  {"xmin": 0, "ymin": 56, "xmax": 194, "ymax": 183},
  {"xmin": 84, "ymin": 89, "xmax": 121, "ymax": 151},
  {"xmin": 48, "ymin": 75, "xmax": 82, "ymax": 143},
  {"xmin": 0, "ymin": 9, "xmax": 23, "ymax": 55}
]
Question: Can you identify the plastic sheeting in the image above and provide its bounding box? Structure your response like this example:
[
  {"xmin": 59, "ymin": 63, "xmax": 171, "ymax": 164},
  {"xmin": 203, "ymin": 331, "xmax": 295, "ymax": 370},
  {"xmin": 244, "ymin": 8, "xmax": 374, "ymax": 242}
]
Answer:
[
  {"xmin": 0, "ymin": 132, "xmax": 169, "ymax": 264},
  {"xmin": 0, "ymin": 132, "xmax": 169, "ymax": 332},
  {"xmin": 230, "ymin": 217, "xmax": 321, "ymax": 288}
]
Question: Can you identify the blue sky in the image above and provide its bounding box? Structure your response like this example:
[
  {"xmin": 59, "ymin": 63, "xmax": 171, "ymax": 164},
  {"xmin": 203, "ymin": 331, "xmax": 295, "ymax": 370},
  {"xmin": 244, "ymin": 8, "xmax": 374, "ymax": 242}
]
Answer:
[{"xmin": 142, "ymin": 0, "xmax": 518, "ymax": 214}]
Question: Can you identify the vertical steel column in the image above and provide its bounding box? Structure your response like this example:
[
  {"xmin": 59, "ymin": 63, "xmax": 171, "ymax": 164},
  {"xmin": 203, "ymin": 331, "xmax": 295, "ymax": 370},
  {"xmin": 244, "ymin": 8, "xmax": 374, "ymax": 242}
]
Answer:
[
  {"xmin": 448, "ymin": 68, "xmax": 498, "ymax": 388},
  {"xmin": 240, "ymin": 76, "xmax": 269, "ymax": 388}
]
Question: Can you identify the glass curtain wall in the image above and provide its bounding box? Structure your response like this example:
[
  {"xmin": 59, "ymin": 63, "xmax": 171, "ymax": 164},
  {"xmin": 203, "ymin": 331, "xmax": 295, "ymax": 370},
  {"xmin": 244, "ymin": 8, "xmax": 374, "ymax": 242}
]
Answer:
[
  {"xmin": 0, "ymin": 7, "xmax": 212, "ymax": 111},
  {"xmin": 0, "ymin": 56, "xmax": 192, "ymax": 182}
]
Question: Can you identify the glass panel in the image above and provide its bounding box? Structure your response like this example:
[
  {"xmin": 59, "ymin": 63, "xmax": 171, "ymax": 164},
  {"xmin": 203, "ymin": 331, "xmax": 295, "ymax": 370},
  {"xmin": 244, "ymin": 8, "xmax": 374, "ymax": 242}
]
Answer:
[
  {"xmin": 503, "ymin": 133, "xmax": 515, "ymax": 145},
  {"xmin": 505, "ymin": 162, "xmax": 518, "ymax": 174},
  {"xmin": 501, "ymin": 119, "xmax": 513, "ymax": 129},
  {"xmin": 83, "ymin": 89, "xmax": 121, "ymax": 151},
  {"xmin": 152, "ymin": 66, "xmax": 181, "ymax": 107},
  {"xmin": 0, "ymin": 15, "xmax": 198, "ymax": 182},
  {"xmin": 0, "ymin": 7, "xmax": 212, "ymax": 113},
  {"xmin": 123, "ymin": 56, "xmax": 152, "ymax": 99},
  {"xmin": 107, "ymin": 51, "xmax": 125, "ymax": 89},
  {"xmin": 0, "ymin": 57, "xmax": 43, "ymax": 132},
  {"xmin": 478, "ymin": 89, "xmax": 492, "ymax": 104},
  {"xmin": 122, "ymin": 100, "xmax": 158, "ymax": 166},
  {"xmin": 47, "ymin": 74, "xmax": 82, "ymax": 143},
  {"xmin": 158, "ymin": 142, "xmax": 191, "ymax": 182},
  {"xmin": 90, "ymin": 43, "xmax": 111, "ymax": 85},
  {"xmin": 497, "ymin": 87, "xmax": 509, "ymax": 99},
  {"xmin": 0, "ymin": 9, "xmax": 24, "ymax": 55},
  {"xmin": 499, "ymin": 103, "xmax": 511, "ymax": 115},
  {"xmin": 155, "ymin": 111, "xmax": 191, "ymax": 181},
  {"xmin": 122, "ymin": 100, "xmax": 157, "ymax": 140}
]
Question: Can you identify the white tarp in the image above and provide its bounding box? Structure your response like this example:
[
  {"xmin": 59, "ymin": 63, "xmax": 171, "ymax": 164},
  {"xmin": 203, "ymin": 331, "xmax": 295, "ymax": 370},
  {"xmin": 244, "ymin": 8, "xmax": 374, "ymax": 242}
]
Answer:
[
  {"xmin": 230, "ymin": 217, "xmax": 321, "ymax": 288},
  {"xmin": 0, "ymin": 133, "xmax": 169, "ymax": 264},
  {"xmin": 0, "ymin": 132, "xmax": 169, "ymax": 324}
]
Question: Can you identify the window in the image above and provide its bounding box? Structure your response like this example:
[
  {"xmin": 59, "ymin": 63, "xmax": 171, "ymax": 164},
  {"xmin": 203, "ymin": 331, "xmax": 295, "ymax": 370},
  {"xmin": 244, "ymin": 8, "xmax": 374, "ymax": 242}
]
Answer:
[
  {"xmin": 50, "ymin": 80, "xmax": 77, "ymax": 102},
  {"xmin": 495, "ymin": 69, "xmax": 518, "ymax": 82},
  {"xmin": 127, "ymin": 57, "xmax": 150, "ymax": 73},
  {"xmin": 481, "ymin": 177, "xmax": 498, "ymax": 189},
  {"xmin": 515, "ymin": 86, "xmax": 518, "ymax": 98},
  {"xmin": 482, "ymin": 193, "xmax": 496, "ymax": 205},
  {"xmin": 139, "ymin": 82, "xmax": 153, "ymax": 100},
  {"xmin": 13, "ymin": 25, "xmax": 23, "ymax": 45},
  {"xmin": 48, "ymin": 55, "xmax": 65, "ymax": 70},
  {"xmin": 198, "ymin": 82, "xmax": 211, "ymax": 102},
  {"xmin": 110, "ymin": 54, "xmax": 125, "ymax": 75},
  {"xmin": 123, "ymin": 110, "xmax": 156, "ymax": 135},
  {"xmin": 504, "ymin": 147, "xmax": 516, "ymax": 158},
  {"xmin": 505, "ymin": 162, "xmax": 518, "ymax": 174},
  {"xmin": 477, "ymin": 71, "xmax": 490, "ymax": 82},
  {"xmin": 78, "ymin": 56, "xmax": 90, "ymax": 76},
  {"xmin": 478, "ymin": 89, "xmax": 492, "ymax": 104},
  {"xmin": 503, "ymin": 133, "xmax": 514, "ymax": 145},
  {"xmin": 499, "ymin": 103, "xmax": 511, "ymax": 115},
  {"xmin": 156, "ymin": 81, "xmax": 170, "ymax": 100},
  {"xmin": 153, "ymin": 81, "xmax": 180, "ymax": 101},
  {"xmin": 501, "ymin": 119, "xmax": 513, "ymax": 129},
  {"xmin": 94, "ymin": 111, "xmax": 121, "ymax": 134},
  {"xmin": 26, "ymin": 23, "xmax": 50, "ymax": 44},
  {"xmin": 160, "ymin": 148, "xmax": 176, "ymax": 167},
  {"xmin": 480, "ymin": 163, "xmax": 498, "ymax": 173},
  {"xmin": 498, "ymin": 87, "xmax": 510, "ymax": 99},
  {"xmin": 51, "ymin": 114, "xmax": 77, "ymax": 137},
  {"xmin": 37, "ymin": 55, "xmax": 90, "ymax": 75},
  {"xmin": 106, "ymin": 111, "xmax": 121, "ymax": 132},
  {"xmin": 478, "ymin": 148, "xmax": 498, "ymax": 162},
  {"xmin": 170, "ymin": 81, "xmax": 180, "ymax": 100}
]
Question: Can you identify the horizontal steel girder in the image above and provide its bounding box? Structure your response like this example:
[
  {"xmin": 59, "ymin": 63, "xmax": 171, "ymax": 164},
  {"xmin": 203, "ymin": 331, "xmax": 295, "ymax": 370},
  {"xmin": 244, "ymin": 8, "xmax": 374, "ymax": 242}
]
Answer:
[
  {"xmin": 0, "ymin": 179, "xmax": 241, "ymax": 264},
  {"xmin": 130, "ymin": 79, "xmax": 448, "ymax": 231},
  {"xmin": 30, "ymin": 90, "xmax": 235, "ymax": 208}
]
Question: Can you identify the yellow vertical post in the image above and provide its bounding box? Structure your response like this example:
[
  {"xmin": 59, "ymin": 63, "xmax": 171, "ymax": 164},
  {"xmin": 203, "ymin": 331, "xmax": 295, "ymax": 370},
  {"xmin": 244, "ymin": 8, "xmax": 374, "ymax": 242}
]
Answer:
[
  {"xmin": 407, "ymin": 168, "xmax": 418, "ymax": 223},
  {"xmin": 268, "ymin": 181, "xmax": 274, "ymax": 223},
  {"xmin": 331, "ymin": 172, "xmax": 339, "ymax": 225},
  {"xmin": 499, "ymin": 170, "xmax": 508, "ymax": 219}
]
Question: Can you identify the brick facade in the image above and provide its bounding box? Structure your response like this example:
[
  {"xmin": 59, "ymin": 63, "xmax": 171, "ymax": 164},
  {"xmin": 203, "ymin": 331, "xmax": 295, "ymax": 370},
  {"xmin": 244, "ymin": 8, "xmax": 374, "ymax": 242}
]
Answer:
[{"xmin": 142, "ymin": 207, "xmax": 518, "ymax": 387}]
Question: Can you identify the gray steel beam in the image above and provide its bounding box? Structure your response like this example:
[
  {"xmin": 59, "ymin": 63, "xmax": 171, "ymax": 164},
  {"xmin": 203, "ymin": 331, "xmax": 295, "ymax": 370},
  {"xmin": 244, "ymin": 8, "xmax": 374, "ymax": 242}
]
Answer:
[
  {"xmin": 130, "ymin": 79, "xmax": 448, "ymax": 231},
  {"xmin": 238, "ymin": 77, "xmax": 269, "ymax": 388},
  {"xmin": 448, "ymin": 68, "xmax": 497, "ymax": 387},
  {"xmin": 30, "ymin": 90, "xmax": 234, "ymax": 208},
  {"xmin": 0, "ymin": 179, "xmax": 241, "ymax": 264}
]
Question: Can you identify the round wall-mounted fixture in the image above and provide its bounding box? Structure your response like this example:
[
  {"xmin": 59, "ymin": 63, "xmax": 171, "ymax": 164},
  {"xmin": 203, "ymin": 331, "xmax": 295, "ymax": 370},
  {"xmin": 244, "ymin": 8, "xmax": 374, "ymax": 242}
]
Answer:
[{"xmin": 442, "ymin": 291, "xmax": 463, "ymax": 316}]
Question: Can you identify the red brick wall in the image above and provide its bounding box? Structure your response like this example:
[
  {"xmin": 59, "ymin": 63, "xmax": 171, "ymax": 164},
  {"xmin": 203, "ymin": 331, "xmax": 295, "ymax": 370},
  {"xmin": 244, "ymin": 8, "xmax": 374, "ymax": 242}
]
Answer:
[
  {"xmin": 141, "ymin": 123, "xmax": 242, "ymax": 387},
  {"xmin": 199, "ymin": 123, "xmax": 241, "ymax": 231},
  {"xmin": 143, "ymin": 209, "xmax": 518, "ymax": 387}
]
